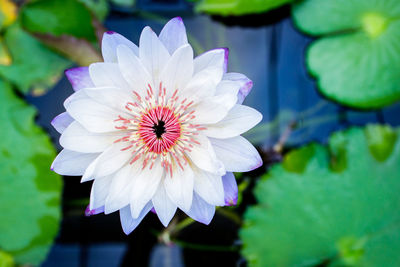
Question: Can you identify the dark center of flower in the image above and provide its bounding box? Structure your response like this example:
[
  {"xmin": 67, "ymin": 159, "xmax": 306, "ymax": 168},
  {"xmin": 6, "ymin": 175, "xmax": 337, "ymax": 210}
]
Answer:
[{"xmin": 152, "ymin": 120, "xmax": 166, "ymax": 138}]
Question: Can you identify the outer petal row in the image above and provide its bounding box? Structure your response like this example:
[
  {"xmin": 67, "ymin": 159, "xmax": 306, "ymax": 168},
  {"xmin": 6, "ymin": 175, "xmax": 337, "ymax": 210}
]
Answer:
[
  {"xmin": 223, "ymin": 72, "xmax": 253, "ymax": 104},
  {"xmin": 102, "ymin": 31, "xmax": 139, "ymax": 62},
  {"xmin": 65, "ymin": 67, "xmax": 95, "ymax": 92},
  {"xmin": 51, "ymin": 112, "xmax": 74, "ymax": 134},
  {"xmin": 159, "ymin": 17, "xmax": 188, "ymax": 55},
  {"xmin": 120, "ymin": 202, "xmax": 153, "ymax": 235},
  {"xmin": 194, "ymin": 48, "xmax": 228, "ymax": 75}
]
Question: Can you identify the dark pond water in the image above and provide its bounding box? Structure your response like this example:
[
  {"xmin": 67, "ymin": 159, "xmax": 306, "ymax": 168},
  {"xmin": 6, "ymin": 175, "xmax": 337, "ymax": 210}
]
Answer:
[{"xmin": 26, "ymin": 1, "xmax": 400, "ymax": 266}]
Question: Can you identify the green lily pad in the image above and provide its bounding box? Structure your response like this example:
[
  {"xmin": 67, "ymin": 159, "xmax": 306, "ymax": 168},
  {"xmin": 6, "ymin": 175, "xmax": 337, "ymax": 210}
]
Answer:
[
  {"xmin": 240, "ymin": 125, "xmax": 400, "ymax": 266},
  {"xmin": 79, "ymin": 0, "xmax": 109, "ymax": 21},
  {"xmin": 193, "ymin": 0, "xmax": 293, "ymax": 16},
  {"xmin": 292, "ymin": 0, "xmax": 400, "ymax": 109},
  {"xmin": 20, "ymin": 0, "xmax": 97, "ymax": 42},
  {"xmin": 0, "ymin": 80, "xmax": 62, "ymax": 265},
  {"xmin": 0, "ymin": 24, "xmax": 71, "ymax": 94},
  {"xmin": 0, "ymin": 250, "xmax": 14, "ymax": 267}
]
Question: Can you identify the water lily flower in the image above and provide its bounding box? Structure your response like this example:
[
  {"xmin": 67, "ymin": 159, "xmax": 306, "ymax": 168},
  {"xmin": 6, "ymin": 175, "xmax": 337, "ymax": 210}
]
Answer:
[{"xmin": 51, "ymin": 17, "xmax": 262, "ymax": 234}]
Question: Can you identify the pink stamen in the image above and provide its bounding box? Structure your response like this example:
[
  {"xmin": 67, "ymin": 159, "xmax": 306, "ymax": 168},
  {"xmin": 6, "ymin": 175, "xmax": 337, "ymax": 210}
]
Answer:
[{"xmin": 113, "ymin": 85, "xmax": 205, "ymax": 173}]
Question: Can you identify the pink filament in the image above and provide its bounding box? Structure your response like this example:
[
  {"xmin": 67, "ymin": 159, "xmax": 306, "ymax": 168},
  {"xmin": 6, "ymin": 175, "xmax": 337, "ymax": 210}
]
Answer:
[{"xmin": 138, "ymin": 106, "xmax": 181, "ymax": 154}]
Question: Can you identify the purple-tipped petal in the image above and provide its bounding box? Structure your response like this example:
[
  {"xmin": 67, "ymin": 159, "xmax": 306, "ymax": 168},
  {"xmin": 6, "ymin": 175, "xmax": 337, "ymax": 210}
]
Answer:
[
  {"xmin": 85, "ymin": 205, "xmax": 104, "ymax": 216},
  {"xmin": 159, "ymin": 17, "xmax": 188, "ymax": 55},
  {"xmin": 51, "ymin": 112, "xmax": 74, "ymax": 134},
  {"xmin": 223, "ymin": 72, "xmax": 253, "ymax": 104},
  {"xmin": 102, "ymin": 31, "xmax": 139, "ymax": 62},
  {"xmin": 222, "ymin": 47, "xmax": 229, "ymax": 73},
  {"xmin": 194, "ymin": 48, "xmax": 227, "ymax": 75},
  {"xmin": 120, "ymin": 202, "xmax": 153, "ymax": 235},
  {"xmin": 151, "ymin": 207, "xmax": 156, "ymax": 214},
  {"xmin": 65, "ymin": 67, "xmax": 95, "ymax": 91},
  {"xmin": 185, "ymin": 193, "xmax": 215, "ymax": 225},
  {"xmin": 222, "ymin": 173, "xmax": 238, "ymax": 206}
]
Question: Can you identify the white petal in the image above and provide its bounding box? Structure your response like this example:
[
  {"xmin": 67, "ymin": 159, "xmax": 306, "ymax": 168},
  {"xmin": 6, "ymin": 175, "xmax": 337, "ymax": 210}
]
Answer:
[
  {"xmin": 191, "ymin": 93, "xmax": 237, "ymax": 125},
  {"xmin": 85, "ymin": 142, "xmax": 133, "ymax": 181},
  {"xmin": 130, "ymin": 162, "xmax": 164, "ymax": 219},
  {"xmin": 60, "ymin": 121, "xmax": 119, "ymax": 153},
  {"xmin": 63, "ymin": 88, "xmax": 89, "ymax": 108},
  {"xmin": 104, "ymin": 163, "xmax": 137, "ymax": 214},
  {"xmin": 65, "ymin": 96, "xmax": 121, "ymax": 133},
  {"xmin": 117, "ymin": 44, "xmax": 153, "ymax": 97},
  {"xmin": 203, "ymin": 104, "xmax": 262, "ymax": 139},
  {"xmin": 90, "ymin": 175, "xmax": 113, "ymax": 210},
  {"xmin": 186, "ymin": 135, "xmax": 225, "ymax": 175},
  {"xmin": 102, "ymin": 31, "xmax": 139, "ymax": 62},
  {"xmin": 164, "ymin": 164, "xmax": 194, "ymax": 212},
  {"xmin": 139, "ymin": 26, "xmax": 170, "ymax": 83},
  {"xmin": 89, "ymin": 62, "xmax": 131, "ymax": 90},
  {"xmin": 194, "ymin": 48, "xmax": 228, "ymax": 74},
  {"xmin": 51, "ymin": 112, "xmax": 74, "ymax": 134},
  {"xmin": 193, "ymin": 169, "xmax": 225, "ymax": 206},
  {"xmin": 152, "ymin": 183, "xmax": 177, "ymax": 227},
  {"xmin": 180, "ymin": 66, "xmax": 223, "ymax": 102},
  {"xmin": 159, "ymin": 17, "xmax": 188, "ymax": 55},
  {"xmin": 81, "ymin": 154, "xmax": 100, "ymax": 183},
  {"xmin": 222, "ymin": 72, "xmax": 253, "ymax": 104},
  {"xmin": 65, "ymin": 67, "xmax": 94, "ymax": 91},
  {"xmin": 84, "ymin": 87, "xmax": 133, "ymax": 113},
  {"xmin": 120, "ymin": 202, "xmax": 152, "ymax": 235},
  {"xmin": 185, "ymin": 193, "xmax": 215, "ymax": 225},
  {"xmin": 210, "ymin": 136, "xmax": 262, "ymax": 172},
  {"xmin": 159, "ymin": 44, "xmax": 193, "ymax": 97},
  {"xmin": 222, "ymin": 172, "xmax": 238, "ymax": 206},
  {"xmin": 51, "ymin": 149, "xmax": 99, "ymax": 176},
  {"xmin": 214, "ymin": 80, "xmax": 241, "ymax": 98}
]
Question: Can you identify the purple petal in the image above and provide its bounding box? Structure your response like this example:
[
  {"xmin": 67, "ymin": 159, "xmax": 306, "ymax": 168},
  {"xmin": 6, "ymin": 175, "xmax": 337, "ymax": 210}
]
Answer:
[
  {"xmin": 159, "ymin": 17, "xmax": 188, "ymax": 55},
  {"xmin": 120, "ymin": 202, "xmax": 153, "ymax": 235},
  {"xmin": 222, "ymin": 172, "xmax": 238, "ymax": 206},
  {"xmin": 65, "ymin": 67, "xmax": 95, "ymax": 91},
  {"xmin": 223, "ymin": 72, "xmax": 253, "ymax": 104},
  {"xmin": 85, "ymin": 205, "xmax": 104, "ymax": 216},
  {"xmin": 151, "ymin": 207, "xmax": 156, "ymax": 214},
  {"xmin": 222, "ymin": 47, "xmax": 229, "ymax": 73},
  {"xmin": 51, "ymin": 112, "xmax": 74, "ymax": 134},
  {"xmin": 185, "ymin": 193, "xmax": 215, "ymax": 225}
]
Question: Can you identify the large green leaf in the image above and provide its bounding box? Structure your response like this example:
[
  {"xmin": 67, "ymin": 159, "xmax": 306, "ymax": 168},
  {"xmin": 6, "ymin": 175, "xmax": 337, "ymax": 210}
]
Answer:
[
  {"xmin": 194, "ymin": 0, "xmax": 293, "ymax": 16},
  {"xmin": 21, "ymin": 0, "xmax": 97, "ymax": 41},
  {"xmin": 79, "ymin": 0, "xmax": 109, "ymax": 21},
  {"xmin": 240, "ymin": 125, "xmax": 400, "ymax": 266},
  {"xmin": 0, "ymin": 80, "xmax": 62, "ymax": 265},
  {"xmin": 0, "ymin": 250, "xmax": 14, "ymax": 267},
  {"xmin": 292, "ymin": 0, "xmax": 400, "ymax": 109},
  {"xmin": 0, "ymin": 24, "xmax": 71, "ymax": 94}
]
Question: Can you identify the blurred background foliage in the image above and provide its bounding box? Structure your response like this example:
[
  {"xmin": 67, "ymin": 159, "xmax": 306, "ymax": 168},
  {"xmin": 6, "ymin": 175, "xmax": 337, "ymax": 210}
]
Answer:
[{"xmin": 0, "ymin": 0, "xmax": 399, "ymax": 266}]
